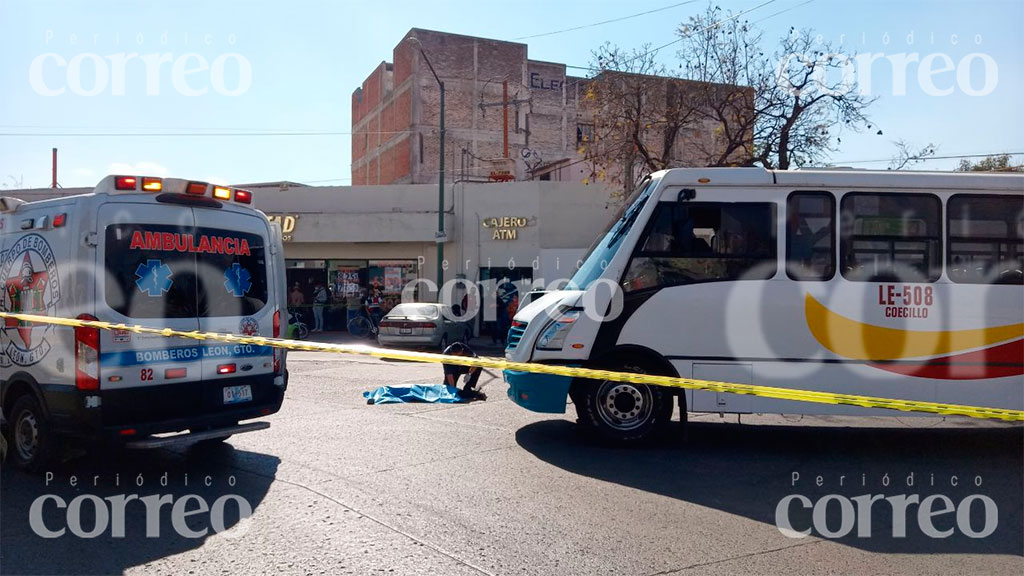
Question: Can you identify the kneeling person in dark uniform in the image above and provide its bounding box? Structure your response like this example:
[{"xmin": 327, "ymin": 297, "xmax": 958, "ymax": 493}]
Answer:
[{"xmin": 442, "ymin": 342, "xmax": 486, "ymax": 401}]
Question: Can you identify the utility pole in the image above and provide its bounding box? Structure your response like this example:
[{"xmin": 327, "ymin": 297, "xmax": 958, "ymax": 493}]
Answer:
[
  {"xmin": 407, "ymin": 37, "xmax": 446, "ymax": 297},
  {"xmin": 502, "ymin": 80, "xmax": 508, "ymax": 158}
]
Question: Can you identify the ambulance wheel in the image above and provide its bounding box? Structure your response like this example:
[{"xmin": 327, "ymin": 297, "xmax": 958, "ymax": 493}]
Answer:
[
  {"xmin": 10, "ymin": 394, "xmax": 53, "ymax": 472},
  {"xmin": 578, "ymin": 360, "xmax": 673, "ymax": 444}
]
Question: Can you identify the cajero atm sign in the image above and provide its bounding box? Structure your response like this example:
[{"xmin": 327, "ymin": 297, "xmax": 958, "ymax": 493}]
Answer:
[
  {"xmin": 482, "ymin": 216, "xmax": 527, "ymax": 240},
  {"xmin": 267, "ymin": 214, "xmax": 297, "ymax": 242}
]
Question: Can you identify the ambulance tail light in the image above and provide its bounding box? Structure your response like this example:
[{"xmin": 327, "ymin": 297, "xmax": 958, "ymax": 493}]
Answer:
[
  {"xmin": 114, "ymin": 176, "xmax": 138, "ymax": 190},
  {"xmin": 272, "ymin": 309, "xmax": 281, "ymax": 373},
  {"xmin": 74, "ymin": 314, "xmax": 100, "ymax": 391},
  {"xmin": 234, "ymin": 189, "xmax": 252, "ymax": 204}
]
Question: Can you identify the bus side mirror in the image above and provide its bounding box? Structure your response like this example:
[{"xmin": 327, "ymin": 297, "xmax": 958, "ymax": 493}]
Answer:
[{"xmin": 677, "ymin": 188, "xmax": 696, "ymax": 202}]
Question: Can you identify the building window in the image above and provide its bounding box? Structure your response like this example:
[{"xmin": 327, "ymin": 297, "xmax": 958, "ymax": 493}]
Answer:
[
  {"xmin": 947, "ymin": 194, "xmax": 1023, "ymax": 284},
  {"xmin": 622, "ymin": 202, "xmax": 777, "ymax": 292},
  {"xmin": 577, "ymin": 123, "xmax": 594, "ymax": 146},
  {"xmin": 840, "ymin": 193, "xmax": 942, "ymax": 282},
  {"xmin": 786, "ymin": 191, "xmax": 835, "ymax": 281}
]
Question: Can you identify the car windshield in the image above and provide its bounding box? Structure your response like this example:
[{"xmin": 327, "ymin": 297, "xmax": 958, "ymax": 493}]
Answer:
[
  {"xmin": 569, "ymin": 178, "xmax": 657, "ymax": 289},
  {"xmin": 388, "ymin": 303, "xmax": 440, "ymax": 318}
]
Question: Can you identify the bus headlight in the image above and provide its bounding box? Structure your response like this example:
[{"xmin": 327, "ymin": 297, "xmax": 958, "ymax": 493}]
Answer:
[{"xmin": 537, "ymin": 308, "xmax": 582, "ymax": 350}]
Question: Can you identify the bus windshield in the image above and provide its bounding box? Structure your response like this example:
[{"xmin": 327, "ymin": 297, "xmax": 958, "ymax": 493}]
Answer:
[{"xmin": 569, "ymin": 178, "xmax": 657, "ymax": 289}]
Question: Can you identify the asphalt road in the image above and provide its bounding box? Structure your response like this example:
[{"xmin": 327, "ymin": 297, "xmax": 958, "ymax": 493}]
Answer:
[{"xmin": 2, "ymin": 351, "xmax": 1022, "ymax": 575}]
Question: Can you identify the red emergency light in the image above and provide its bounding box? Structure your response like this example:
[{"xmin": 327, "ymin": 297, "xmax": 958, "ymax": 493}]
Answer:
[
  {"xmin": 114, "ymin": 176, "xmax": 138, "ymax": 190},
  {"xmin": 187, "ymin": 181, "xmax": 208, "ymax": 195},
  {"xmin": 217, "ymin": 364, "xmax": 236, "ymax": 375},
  {"xmin": 234, "ymin": 189, "xmax": 252, "ymax": 204}
]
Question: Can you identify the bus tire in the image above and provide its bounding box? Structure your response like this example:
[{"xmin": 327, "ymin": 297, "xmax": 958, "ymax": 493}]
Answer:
[
  {"xmin": 578, "ymin": 360, "xmax": 674, "ymax": 444},
  {"xmin": 9, "ymin": 393, "xmax": 53, "ymax": 472}
]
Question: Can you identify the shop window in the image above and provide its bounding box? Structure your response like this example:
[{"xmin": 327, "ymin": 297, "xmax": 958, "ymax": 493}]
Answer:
[
  {"xmin": 786, "ymin": 192, "xmax": 835, "ymax": 281},
  {"xmin": 840, "ymin": 193, "xmax": 942, "ymax": 282},
  {"xmin": 947, "ymin": 194, "xmax": 1023, "ymax": 284},
  {"xmin": 622, "ymin": 202, "xmax": 777, "ymax": 292}
]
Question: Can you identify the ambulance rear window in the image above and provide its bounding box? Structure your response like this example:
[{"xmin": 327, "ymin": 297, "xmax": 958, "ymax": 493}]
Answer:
[{"xmin": 105, "ymin": 224, "xmax": 269, "ymax": 318}]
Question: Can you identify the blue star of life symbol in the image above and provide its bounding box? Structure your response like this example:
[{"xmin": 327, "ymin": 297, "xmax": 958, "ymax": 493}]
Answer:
[
  {"xmin": 135, "ymin": 259, "xmax": 173, "ymax": 297},
  {"xmin": 224, "ymin": 263, "xmax": 252, "ymax": 297}
]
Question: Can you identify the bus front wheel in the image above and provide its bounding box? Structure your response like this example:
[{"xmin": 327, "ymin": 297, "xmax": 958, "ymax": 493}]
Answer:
[{"xmin": 577, "ymin": 360, "xmax": 674, "ymax": 444}]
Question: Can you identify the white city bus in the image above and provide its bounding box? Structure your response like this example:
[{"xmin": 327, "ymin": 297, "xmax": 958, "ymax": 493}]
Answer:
[{"xmin": 504, "ymin": 168, "xmax": 1023, "ymax": 443}]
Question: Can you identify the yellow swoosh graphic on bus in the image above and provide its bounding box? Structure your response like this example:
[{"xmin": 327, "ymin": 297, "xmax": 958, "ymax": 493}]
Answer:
[{"xmin": 804, "ymin": 293, "xmax": 1024, "ymax": 361}]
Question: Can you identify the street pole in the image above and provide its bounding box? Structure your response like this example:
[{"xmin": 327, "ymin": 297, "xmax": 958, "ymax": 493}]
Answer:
[
  {"xmin": 407, "ymin": 37, "xmax": 446, "ymax": 300},
  {"xmin": 437, "ymin": 81, "xmax": 445, "ymax": 298}
]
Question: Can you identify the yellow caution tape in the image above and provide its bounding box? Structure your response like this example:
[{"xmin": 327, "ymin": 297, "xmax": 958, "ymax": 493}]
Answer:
[{"xmin": 2, "ymin": 311, "xmax": 1022, "ymax": 422}]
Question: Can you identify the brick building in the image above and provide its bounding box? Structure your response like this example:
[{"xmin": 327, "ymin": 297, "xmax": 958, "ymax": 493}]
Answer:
[{"xmin": 351, "ymin": 28, "xmax": 751, "ymax": 186}]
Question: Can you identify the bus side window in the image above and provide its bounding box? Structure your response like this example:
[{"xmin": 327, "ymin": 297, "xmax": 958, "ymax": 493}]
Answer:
[
  {"xmin": 623, "ymin": 202, "xmax": 776, "ymax": 292},
  {"xmin": 786, "ymin": 192, "xmax": 835, "ymax": 281},
  {"xmin": 839, "ymin": 193, "xmax": 942, "ymax": 283},
  {"xmin": 947, "ymin": 194, "xmax": 1024, "ymax": 285}
]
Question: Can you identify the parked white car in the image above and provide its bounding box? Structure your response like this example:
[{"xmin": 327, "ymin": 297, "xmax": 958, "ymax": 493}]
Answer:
[{"xmin": 376, "ymin": 303, "xmax": 472, "ymax": 350}]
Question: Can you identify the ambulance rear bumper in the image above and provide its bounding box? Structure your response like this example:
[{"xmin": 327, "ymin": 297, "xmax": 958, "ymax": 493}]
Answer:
[
  {"xmin": 125, "ymin": 421, "xmax": 270, "ymax": 449},
  {"xmin": 36, "ymin": 372, "xmax": 286, "ymax": 444}
]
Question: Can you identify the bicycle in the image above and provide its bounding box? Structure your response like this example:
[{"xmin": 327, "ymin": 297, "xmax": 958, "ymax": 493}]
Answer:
[
  {"xmin": 346, "ymin": 308, "xmax": 379, "ymax": 338},
  {"xmin": 288, "ymin": 310, "xmax": 310, "ymax": 340}
]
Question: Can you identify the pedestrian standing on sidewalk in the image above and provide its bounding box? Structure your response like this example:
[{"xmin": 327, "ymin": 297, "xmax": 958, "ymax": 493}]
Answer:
[{"xmin": 312, "ymin": 282, "xmax": 328, "ymax": 332}]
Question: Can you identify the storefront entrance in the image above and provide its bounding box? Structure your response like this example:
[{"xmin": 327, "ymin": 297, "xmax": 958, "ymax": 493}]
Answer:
[
  {"xmin": 286, "ymin": 258, "xmax": 420, "ymax": 331},
  {"xmin": 479, "ymin": 266, "xmax": 534, "ymax": 344}
]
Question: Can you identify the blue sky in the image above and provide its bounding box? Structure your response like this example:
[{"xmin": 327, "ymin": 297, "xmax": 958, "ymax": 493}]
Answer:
[{"xmin": 1, "ymin": 0, "xmax": 1021, "ymax": 189}]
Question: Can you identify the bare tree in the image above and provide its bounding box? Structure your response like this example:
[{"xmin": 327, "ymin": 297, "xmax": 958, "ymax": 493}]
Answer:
[
  {"xmin": 956, "ymin": 154, "xmax": 1024, "ymax": 172},
  {"xmin": 888, "ymin": 139, "xmax": 937, "ymax": 170},
  {"xmin": 752, "ymin": 26, "xmax": 877, "ymax": 169},
  {"xmin": 3, "ymin": 175, "xmax": 24, "ymax": 190},
  {"xmin": 580, "ymin": 43, "xmax": 702, "ymax": 194},
  {"xmin": 676, "ymin": 5, "xmax": 762, "ymax": 166},
  {"xmin": 584, "ymin": 4, "xmax": 879, "ymax": 181}
]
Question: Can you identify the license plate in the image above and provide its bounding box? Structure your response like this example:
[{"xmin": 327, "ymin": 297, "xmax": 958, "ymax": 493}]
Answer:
[
  {"xmin": 223, "ymin": 385, "xmax": 252, "ymax": 405},
  {"xmin": 400, "ymin": 328, "xmax": 412, "ymax": 334}
]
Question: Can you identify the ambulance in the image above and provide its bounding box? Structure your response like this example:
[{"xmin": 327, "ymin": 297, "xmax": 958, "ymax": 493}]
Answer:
[{"xmin": 0, "ymin": 175, "xmax": 288, "ymax": 470}]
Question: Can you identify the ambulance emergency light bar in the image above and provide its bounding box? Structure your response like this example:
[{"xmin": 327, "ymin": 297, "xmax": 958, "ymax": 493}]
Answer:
[{"xmin": 107, "ymin": 175, "xmax": 253, "ymax": 204}]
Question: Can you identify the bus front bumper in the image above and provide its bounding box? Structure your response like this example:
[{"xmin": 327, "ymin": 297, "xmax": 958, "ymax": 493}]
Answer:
[{"xmin": 503, "ymin": 369, "xmax": 574, "ymax": 414}]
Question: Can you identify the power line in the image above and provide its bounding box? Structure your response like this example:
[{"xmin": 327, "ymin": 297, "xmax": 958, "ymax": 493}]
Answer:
[
  {"xmin": 511, "ymin": 1, "xmax": 699, "ymax": 41},
  {"xmin": 636, "ymin": 0, "xmax": 781, "ymax": 62},
  {"xmin": 751, "ymin": 0, "xmax": 817, "ymax": 25},
  {"xmin": 564, "ymin": 0, "xmax": 783, "ymax": 72},
  {"xmin": 0, "ymin": 127, "xmax": 487, "ymax": 138},
  {"xmin": 0, "ymin": 131, "xmax": 356, "ymax": 137},
  {"xmin": 830, "ymin": 152, "xmax": 1024, "ymax": 165}
]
